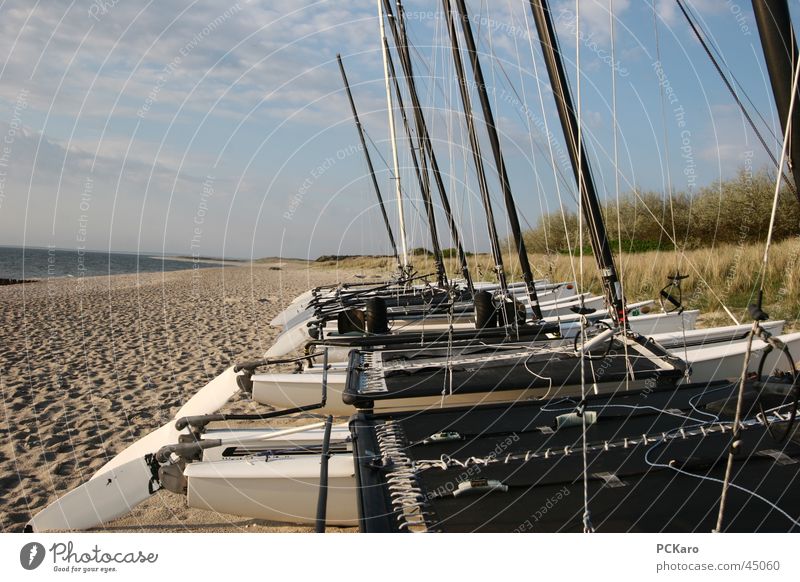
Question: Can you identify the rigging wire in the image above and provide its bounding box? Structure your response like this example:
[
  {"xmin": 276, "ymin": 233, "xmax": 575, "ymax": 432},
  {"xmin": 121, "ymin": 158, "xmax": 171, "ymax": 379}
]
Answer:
[
  {"xmin": 507, "ymin": 0, "xmax": 553, "ymax": 265},
  {"xmin": 574, "ymin": 0, "xmax": 594, "ymax": 535},
  {"xmin": 652, "ymin": 1, "xmax": 690, "ymax": 374},
  {"xmin": 675, "ymin": 0, "xmax": 796, "ymax": 196},
  {"xmin": 653, "ymin": 4, "xmax": 679, "ymax": 265},
  {"xmin": 482, "ymin": 32, "xmax": 579, "ymax": 210},
  {"xmin": 523, "ymin": 3, "xmax": 580, "ymax": 294},
  {"xmin": 607, "ymin": 166, "xmax": 741, "ymax": 324},
  {"xmin": 609, "ymin": 0, "xmax": 633, "ymax": 387},
  {"xmin": 679, "ymin": 0, "xmax": 782, "ymax": 147},
  {"xmin": 643, "ymin": 434, "xmax": 800, "ymax": 531},
  {"xmin": 715, "ymin": 52, "xmax": 800, "ymax": 533},
  {"xmin": 404, "ymin": 4, "xmax": 535, "ymax": 280},
  {"xmin": 484, "ymin": 1, "xmax": 516, "ymax": 282},
  {"xmin": 363, "ymin": 127, "xmax": 426, "ymax": 219}
]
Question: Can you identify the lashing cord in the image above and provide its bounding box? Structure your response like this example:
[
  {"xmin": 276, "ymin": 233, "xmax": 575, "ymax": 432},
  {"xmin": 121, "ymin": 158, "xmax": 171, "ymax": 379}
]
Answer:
[
  {"xmin": 752, "ymin": 321, "xmax": 800, "ymax": 444},
  {"xmin": 573, "ymin": 319, "xmax": 615, "ymax": 361},
  {"xmin": 659, "ymin": 272, "xmax": 688, "ymax": 314}
]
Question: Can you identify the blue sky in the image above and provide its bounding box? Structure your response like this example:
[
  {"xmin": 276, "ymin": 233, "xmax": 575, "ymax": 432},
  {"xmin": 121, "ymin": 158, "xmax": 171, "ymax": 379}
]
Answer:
[{"xmin": 0, "ymin": 0, "xmax": 796, "ymax": 259}]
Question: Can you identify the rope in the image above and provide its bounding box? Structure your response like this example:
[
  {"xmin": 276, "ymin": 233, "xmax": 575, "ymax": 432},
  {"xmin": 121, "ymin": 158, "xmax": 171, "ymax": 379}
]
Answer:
[
  {"xmin": 715, "ymin": 52, "xmax": 800, "ymax": 533},
  {"xmin": 414, "ymin": 415, "xmax": 791, "ymax": 471},
  {"xmin": 714, "ymin": 320, "xmax": 758, "ymax": 533},
  {"xmin": 680, "ymin": 1, "xmax": 781, "ymax": 145},
  {"xmin": 652, "ymin": 4, "xmax": 693, "ymax": 367},
  {"xmin": 523, "ymin": 5, "xmax": 580, "ymax": 295},
  {"xmin": 574, "ymin": 1, "xmax": 594, "ymax": 534},
  {"xmin": 608, "ymin": 0, "xmax": 634, "ymax": 386},
  {"xmin": 646, "ymin": 433, "xmax": 800, "ymax": 531},
  {"xmin": 507, "ymin": 0, "xmax": 552, "ymax": 259},
  {"xmin": 653, "ymin": 4, "xmax": 680, "ymax": 264}
]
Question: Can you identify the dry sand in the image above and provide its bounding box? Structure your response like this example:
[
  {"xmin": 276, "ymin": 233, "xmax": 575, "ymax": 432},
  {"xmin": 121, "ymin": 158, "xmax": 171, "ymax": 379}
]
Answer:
[{"xmin": 0, "ymin": 261, "xmax": 383, "ymax": 532}]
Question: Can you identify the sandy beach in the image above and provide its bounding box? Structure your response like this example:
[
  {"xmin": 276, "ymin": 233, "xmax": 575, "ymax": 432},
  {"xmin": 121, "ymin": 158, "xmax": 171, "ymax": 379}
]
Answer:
[{"xmin": 0, "ymin": 261, "xmax": 378, "ymax": 532}]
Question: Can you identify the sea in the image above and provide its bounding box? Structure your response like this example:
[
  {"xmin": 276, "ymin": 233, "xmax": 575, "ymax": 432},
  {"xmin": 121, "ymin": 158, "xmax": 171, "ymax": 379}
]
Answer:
[{"xmin": 0, "ymin": 245, "xmax": 226, "ymax": 281}]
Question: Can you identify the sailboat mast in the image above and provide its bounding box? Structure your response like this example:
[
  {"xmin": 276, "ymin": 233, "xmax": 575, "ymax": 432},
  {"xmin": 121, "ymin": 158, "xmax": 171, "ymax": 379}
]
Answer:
[
  {"xmin": 379, "ymin": 0, "xmax": 409, "ymax": 269},
  {"xmin": 528, "ymin": 0, "xmax": 626, "ymax": 325},
  {"xmin": 383, "ymin": 37, "xmax": 447, "ymax": 286},
  {"xmin": 336, "ymin": 54, "xmax": 401, "ymax": 268},
  {"xmin": 451, "ymin": 0, "xmax": 543, "ymax": 320},
  {"xmin": 751, "ymin": 0, "xmax": 800, "ymax": 204},
  {"xmin": 383, "ymin": 0, "xmax": 475, "ymax": 293},
  {"xmin": 441, "ymin": 0, "xmax": 509, "ymax": 296}
]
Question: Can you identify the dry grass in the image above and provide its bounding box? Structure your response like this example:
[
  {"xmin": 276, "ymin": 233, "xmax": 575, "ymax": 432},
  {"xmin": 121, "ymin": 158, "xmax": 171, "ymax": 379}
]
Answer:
[{"xmin": 312, "ymin": 238, "xmax": 800, "ymax": 326}]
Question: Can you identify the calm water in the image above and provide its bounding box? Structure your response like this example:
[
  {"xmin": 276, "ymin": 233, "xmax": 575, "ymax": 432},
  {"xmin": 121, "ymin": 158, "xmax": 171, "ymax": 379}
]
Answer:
[{"xmin": 0, "ymin": 246, "xmax": 224, "ymax": 280}]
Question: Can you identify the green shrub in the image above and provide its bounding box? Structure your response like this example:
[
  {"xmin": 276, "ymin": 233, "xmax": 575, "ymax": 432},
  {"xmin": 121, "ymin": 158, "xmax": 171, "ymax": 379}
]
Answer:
[{"xmin": 522, "ymin": 169, "xmax": 799, "ymax": 254}]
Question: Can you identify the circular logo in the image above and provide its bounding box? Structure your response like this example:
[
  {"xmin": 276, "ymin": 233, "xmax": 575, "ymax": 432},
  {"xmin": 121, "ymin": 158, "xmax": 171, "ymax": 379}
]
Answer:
[{"xmin": 20, "ymin": 542, "xmax": 46, "ymax": 570}]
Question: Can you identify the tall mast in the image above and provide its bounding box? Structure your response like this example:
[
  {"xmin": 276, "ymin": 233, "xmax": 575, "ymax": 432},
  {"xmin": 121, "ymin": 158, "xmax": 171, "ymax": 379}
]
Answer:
[
  {"xmin": 383, "ymin": 0, "xmax": 474, "ymax": 293},
  {"xmin": 336, "ymin": 54, "xmax": 401, "ymax": 267},
  {"xmin": 441, "ymin": 0, "xmax": 509, "ymax": 297},
  {"xmin": 451, "ymin": 0, "xmax": 543, "ymax": 320},
  {"xmin": 751, "ymin": 0, "xmax": 800, "ymax": 204},
  {"xmin": 528, "ymin": 0, "xmax": 626, "ymax": 325},
  {"xmin": 379, "ymin": 0, "xmax": 409, "ymax": 269},
  {"xmin": 383, "ymin": 37, "xmax": 447, "ymax": 286}
]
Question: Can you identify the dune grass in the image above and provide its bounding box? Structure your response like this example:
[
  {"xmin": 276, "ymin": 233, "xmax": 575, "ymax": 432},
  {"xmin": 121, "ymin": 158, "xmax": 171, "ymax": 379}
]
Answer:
[{"xmin": 312, "ymin": 237, "xmax": 800, "ymax": 327}]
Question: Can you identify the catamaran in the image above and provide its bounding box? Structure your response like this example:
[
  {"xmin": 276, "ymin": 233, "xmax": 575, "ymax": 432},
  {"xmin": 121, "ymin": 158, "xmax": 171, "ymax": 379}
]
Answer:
[{"xmin": 26, "ymin": 0, "xmax": 800, "ymax": 533}]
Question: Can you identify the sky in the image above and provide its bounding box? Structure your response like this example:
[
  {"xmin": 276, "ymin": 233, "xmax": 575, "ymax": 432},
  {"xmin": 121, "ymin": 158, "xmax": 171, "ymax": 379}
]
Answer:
[{"xmin": 0, "ymin": 0, "xmax": 796, "ymax": 260}]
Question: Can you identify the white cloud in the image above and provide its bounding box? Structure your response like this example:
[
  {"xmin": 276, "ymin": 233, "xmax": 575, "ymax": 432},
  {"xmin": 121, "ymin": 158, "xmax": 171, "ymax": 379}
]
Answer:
[
  {"xmin": 554, "ymin": 0, "xmax": 632, "ymax": 44},
  {"xmin": 0, "ymin": 1, "xmax": 380, "ymax": 128},
  {"xmin": 0, "ymin": 0, "xmax": 776, "ymax": 258},
  {"xmin": 655, "ymin": 0, "xmax": 725, "ymax": 25}
]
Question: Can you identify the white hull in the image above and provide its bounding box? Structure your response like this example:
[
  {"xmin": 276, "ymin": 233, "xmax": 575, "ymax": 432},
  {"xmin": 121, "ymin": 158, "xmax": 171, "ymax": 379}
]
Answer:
[
  {"xmin": 317, "ymin": 308, "xmax": 697, "ymax": 361},
  {"xmin": 656, "ymin": 321, "xmax": 784, "ymax": 354},
  {"xmin": 255, "ymin": 376, "xmax": 672, "ymax": 415},
  {"xmin": 265, "ymin": 305, "xmax": 700, "ymax": 360},
  {"xmin": 683, "ymin": 331, "xmax": 800, "ymax": 382},
  {"xmin": 268, "ymin": 312, "xmax": 752, "ymax": 375},
  {"xmin": 254, "ymin": 324, "xmax": 795, "ymax": 415},
  {"xmin": 201, "ymin": 425, "xmax": 351, "ymax": 461},
  {"xmin": 185, "ymin": 455, "xmax": 358, "ymax": 526},
  {"xmin": 554, "ymin": 306, "xmax": 695, "ymax": 338},
  {"xmin": 89, "ymin": 368, "xmax": 241, "ymax": 478},
  {"xmin": 184, "ymin": 329, "xmax": 800, "ymax": 527},
  {"xmin": 34, "ymin": 326, "xmax": 796, "ymax": 531},
  {"xmin": 269, "ymin": 279, "xmax": 565, "ymax": 328},
  {"xmin": 28, "ymin": 456, "xmax": 158, "ymax": 532},
  {"xmin": 277, "ymin": 285, "xmax": 581, "ymax": 333}
]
